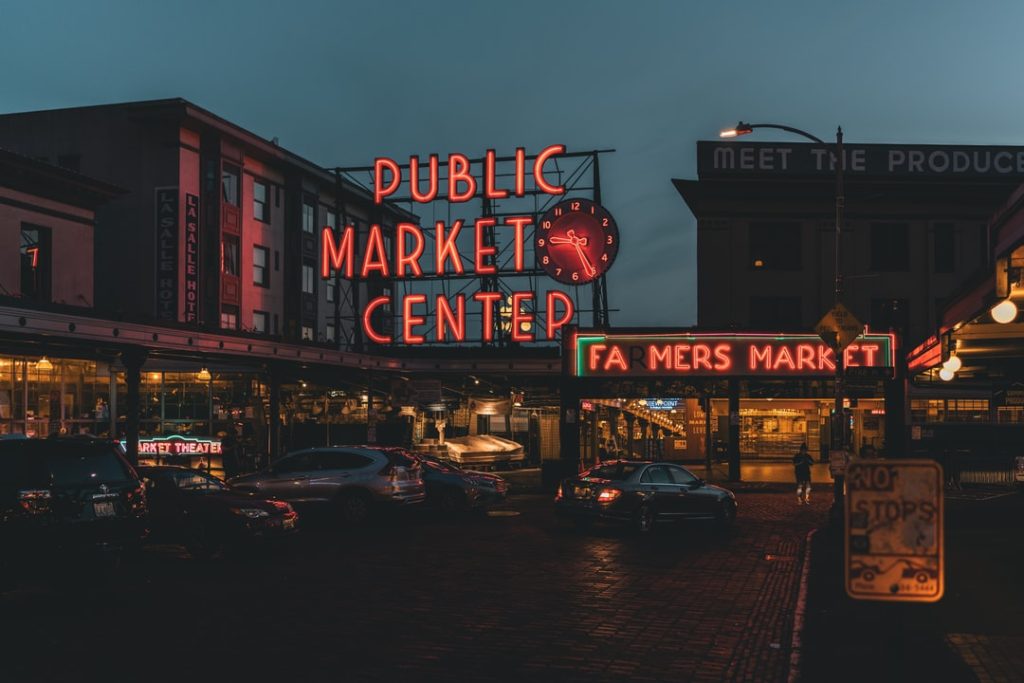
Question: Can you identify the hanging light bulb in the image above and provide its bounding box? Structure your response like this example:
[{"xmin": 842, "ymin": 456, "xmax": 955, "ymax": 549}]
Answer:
[
  {"xmin": 938, "ymin": 366, "xmax": 955, "ymax": 382},
  {"xmin": 943, "ymin": 354, "xmax": 962, "ymax": 373},
  {"xmin": 991, "ymin": 299, "xmax": 1018, "ymax": 324},
  {"xmin": 36, "ymin": 356, "xmax": 53, "ymax": 372},
  {"xmin": 196, "ymin": 367, "xmax": 212, "ymax": 382}
]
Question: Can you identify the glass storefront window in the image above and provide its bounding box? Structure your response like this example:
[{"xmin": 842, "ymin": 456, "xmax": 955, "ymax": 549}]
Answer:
[{"xmin": 0, "ymin": 357, "xmax": 114, "ymax": 437}]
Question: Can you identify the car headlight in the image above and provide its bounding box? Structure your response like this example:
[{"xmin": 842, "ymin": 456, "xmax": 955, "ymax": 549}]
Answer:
[
  {"xmin": 469, "ymin": 477, "xmax": 496, "ymax": 488},
  {"xmin": 231, "ymin": 507, "xmax": 270, "ymax": 519}
]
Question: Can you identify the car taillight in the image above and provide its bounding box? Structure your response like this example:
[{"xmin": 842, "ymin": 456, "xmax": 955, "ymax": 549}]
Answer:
[
  {"xmin": 270, "ymin": 500, "xmax": 293, "ymax": 513},
  {"xmin": 596, "ymin": 488, "xmax": 621, "ymax": 503},
  {"xmin": 18, "ymin": 489, "xmax": 52, "ymax": 515},
  {"xmin": 126, "ymin": 485, "xmax": 146, "ymax": 512}
]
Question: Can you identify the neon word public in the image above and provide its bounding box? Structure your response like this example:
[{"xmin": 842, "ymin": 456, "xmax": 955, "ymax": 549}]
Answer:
[{"xmin": 373, "ymin": 145, "xmax": 565, "ymax": 204}]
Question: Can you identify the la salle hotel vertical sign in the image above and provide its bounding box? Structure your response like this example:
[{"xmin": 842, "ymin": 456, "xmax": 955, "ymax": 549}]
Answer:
[
  {"xmin": 321, "ymin": 145, "xmax": 614, "ymax": 344},
  {"xmin": 155, "ymin": 189, "xmax": 200, "ymax": 324}
]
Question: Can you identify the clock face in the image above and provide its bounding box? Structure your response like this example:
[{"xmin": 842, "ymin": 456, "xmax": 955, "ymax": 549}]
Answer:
[{"xmin": 536, "ymin": 198, "xmax": 619, "ymax": 285}]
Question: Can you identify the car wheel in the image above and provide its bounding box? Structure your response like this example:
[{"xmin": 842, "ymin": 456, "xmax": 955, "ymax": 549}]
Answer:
[
  {"xmin": 338, "ymin": 491, "xmax": 372, "ymax": 525},
  {"xmin": 634, "ymin": 504, "xmax": 656, "ymax": 533},
  {"xmin": 438, "ymin": 488, "xmax": 467, "ymax": 514},
  {"xmin": 185, "ymin": 522, "xmax": 222, "ymax": 560}
]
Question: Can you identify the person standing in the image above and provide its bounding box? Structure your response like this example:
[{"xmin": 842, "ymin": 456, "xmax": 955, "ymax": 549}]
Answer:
[{"xmin": 793, "ymin": 443, "xmax": 813, "ymax": 505}]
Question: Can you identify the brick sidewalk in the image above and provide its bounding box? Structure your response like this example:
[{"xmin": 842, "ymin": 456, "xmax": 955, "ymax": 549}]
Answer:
[{"xmin": 1, "ymin": 492, "xmax": 828, "ymax": 682}]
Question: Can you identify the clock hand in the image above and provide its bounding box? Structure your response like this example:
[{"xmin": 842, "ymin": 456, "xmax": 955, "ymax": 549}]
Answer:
[{"xmin": 572, "ymin": 241, "xmax": 597, "ymax": 277}]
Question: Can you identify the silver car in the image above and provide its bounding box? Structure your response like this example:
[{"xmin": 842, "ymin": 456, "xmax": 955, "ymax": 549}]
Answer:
[{"xmin": 229, "ymin": 447, "xmax": 425, "ymax": 524}]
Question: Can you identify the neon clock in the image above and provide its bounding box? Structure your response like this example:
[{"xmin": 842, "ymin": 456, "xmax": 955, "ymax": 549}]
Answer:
[{"xmin": 536, "ymin": 198, "xmax": 619, "ymax": 285}]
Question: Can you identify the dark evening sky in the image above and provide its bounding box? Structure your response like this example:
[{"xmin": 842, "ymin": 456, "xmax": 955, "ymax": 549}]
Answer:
[{"xmin": 2, "ymin": 0, "xmax": 1020, "ymax": 326}]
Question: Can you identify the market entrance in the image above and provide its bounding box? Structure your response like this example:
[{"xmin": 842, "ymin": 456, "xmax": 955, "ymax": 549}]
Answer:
[
  {"xmin": 576, "ymin": 396, "xmax": 886, "ymax": 469},
  {"xmin": 561, "ymin": 329, "xmax": 900, "ymax": 481}
]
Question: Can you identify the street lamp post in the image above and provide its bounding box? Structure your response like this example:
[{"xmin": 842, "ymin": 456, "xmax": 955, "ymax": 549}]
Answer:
[{"xmin": 719, "ymin": 122, "xmax": 848, "ymax": 506}]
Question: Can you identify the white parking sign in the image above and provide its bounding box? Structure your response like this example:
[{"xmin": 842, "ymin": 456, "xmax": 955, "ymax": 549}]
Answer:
[{"xmin": 845, "ymin": 460, "xmax": 944, "ymax": 602}]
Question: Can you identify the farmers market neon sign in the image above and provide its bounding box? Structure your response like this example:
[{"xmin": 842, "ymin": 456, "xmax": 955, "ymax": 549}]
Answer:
[{"xmin": 574, "ymin": 332, "xmax": 896, "ymax": 378}]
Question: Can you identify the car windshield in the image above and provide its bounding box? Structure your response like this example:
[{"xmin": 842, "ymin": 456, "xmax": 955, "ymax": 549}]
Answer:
[
  {"xmin": 585, "ymin": 462, "xmax": 643, "ymax": 481},
  {"xmin": 173, "ymin": 471, "xmax": 226, "ymax": 492},
  {"xmin": 422, "ymin": 458, "xmax": 458, "ymax": 473},
  {"xmin": 45, "ymin": 451, "xmax": 133, "ymax": 486}
]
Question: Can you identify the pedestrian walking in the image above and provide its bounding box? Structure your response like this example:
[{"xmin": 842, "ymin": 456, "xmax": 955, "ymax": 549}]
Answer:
[{"xmin": 793, "ymin": 443, "xmax": 813, "ymax": 505}]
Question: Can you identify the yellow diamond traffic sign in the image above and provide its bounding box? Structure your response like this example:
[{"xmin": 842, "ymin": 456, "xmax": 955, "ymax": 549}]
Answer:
[{"xmin": 815, "ymin": 302, "xmax": 863, "ymax": 350}]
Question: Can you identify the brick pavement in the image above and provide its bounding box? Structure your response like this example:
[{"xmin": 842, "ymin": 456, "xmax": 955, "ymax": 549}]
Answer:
[{"xmin": 0, "ymin": 491, "xmax": 828, "ymax": 683}]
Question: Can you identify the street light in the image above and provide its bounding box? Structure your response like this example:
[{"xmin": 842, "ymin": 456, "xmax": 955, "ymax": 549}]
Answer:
[
  {"xmin": 991, "ymin": 298, "xmax": 1018, "ymax": 324},
  {"xmin": 719, "ymin": 119, "xmax": 848, "ymax": 507}
]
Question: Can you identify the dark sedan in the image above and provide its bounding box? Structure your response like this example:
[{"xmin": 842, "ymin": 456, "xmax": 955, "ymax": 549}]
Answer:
[
  {"xmin": 138, "ymin": 466, "xmax": 297, "ymax": 559},
  {"xmin": 555, "ymin": 460, "xmax": 737, "ymax": 532},
  {"xmin": 1, "ymin": 437, "xmax": 147, "ymax": 590},
  {"xmin": 413, "ymin": 454, "xmax": 509, "ymax": 512}
]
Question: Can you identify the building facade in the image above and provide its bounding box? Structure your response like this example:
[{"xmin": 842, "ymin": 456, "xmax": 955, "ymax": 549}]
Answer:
[
  {"xmin": 675, "ymin": 141, "xmax": 1024, "ymax": 349},
  {"xmin": 0, "ymin": 99, "xmax": 411, "ymax": 349},
  {"xmin": 673, "ymin": 140, "xmax": 1024, "ymax": 458}
]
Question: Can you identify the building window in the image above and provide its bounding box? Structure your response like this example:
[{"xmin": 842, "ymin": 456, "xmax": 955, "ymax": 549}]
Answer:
[
  {"xmin": 748, "ymin": 222, "xmax": 801, "ymax": 270},
  {"xmin": 253, "ymin": 180, "xmax": 270, "ymax": 222},
  {"xmin": 253, "ymin": 245, "xmax": 270, "ymax": 287},
  {"xmin": 933, "ymin": 223, "xmax": 954, "ymax": 273},
  {"xmin": 221, "ymin": 304, "xmax": 239, "ymax": 330},
  {"xmin": 749, "ymin": 296, "xmax": 801, "ymax": 329},
  {"xmin": 326, "ymin": 211, "xmax": 337, "ymax": 230},
  {"xmin": 222, "ymin": 235, "xmax": 240, "ymax": 276},
  {"xmin": 326, "ymin": 275, "xmax": 336, "ymax": 303},
  {"xmin": 325, "ymin": 323, "xmax": 336, "ymax": 342},
  {"xmin": 222, "ymin": 164, "xmax": 240, "ymax": 206},
  {"xmin": 20, "ymin": 226, "xmax": 51, "ymax": 303},
  {"xmin": 871, "ymin": 298, "xmax": 909, "ymax": 335},
  {"xmin": 301, "ymin": 325, "xmax": 314, "ymax": 341},
  {"xmin": 252, "ymin": 310, "xmax": 269, "ymax": 334},
  {"xmin": 870, "ymin": 222, "xmax": 910, "ymax": 271},
  {"xmin": 302, "ymin": 263, "xmax": 315, "ymax": 295},
  {"xmin": 302, "ymin": 202, "xmax": 316, "ymax": 234}
]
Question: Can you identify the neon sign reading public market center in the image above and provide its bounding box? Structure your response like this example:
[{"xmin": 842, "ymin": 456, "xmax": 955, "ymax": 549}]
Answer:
[{"xmin": 321, "ymin": 145, "xmax": 581, "ymax": 344}]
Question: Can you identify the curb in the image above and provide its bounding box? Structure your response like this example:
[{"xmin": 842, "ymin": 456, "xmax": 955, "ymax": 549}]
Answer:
[{"xmin": 787, "ymin": 527, "xmax": 818, "ymax": 683}]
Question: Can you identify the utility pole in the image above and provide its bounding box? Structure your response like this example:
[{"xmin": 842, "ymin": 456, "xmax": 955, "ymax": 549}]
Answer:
[{"xmin": 832, "ymin": 126, "xmax": 847, "ymax": 515}]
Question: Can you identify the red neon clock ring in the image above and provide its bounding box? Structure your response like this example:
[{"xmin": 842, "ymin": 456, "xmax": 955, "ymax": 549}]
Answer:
[{"xmin": 536, "ymin": 198, "xmax": 618, "ymax": 285}]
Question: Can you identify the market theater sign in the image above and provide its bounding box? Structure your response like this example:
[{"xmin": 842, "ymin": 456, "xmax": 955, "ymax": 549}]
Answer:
[
  {"xmin": 574, "ymin": 332, "xmax": 895, "ymax": 377},
  {"xmin": 321, "ymin": 145, "xmax": 587, "ymax": 344}
]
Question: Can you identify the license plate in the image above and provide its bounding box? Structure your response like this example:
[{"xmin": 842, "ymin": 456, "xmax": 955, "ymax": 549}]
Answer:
[{"xmin": 93, "ymin": 501, "xmax": 116, "ymax": 517}]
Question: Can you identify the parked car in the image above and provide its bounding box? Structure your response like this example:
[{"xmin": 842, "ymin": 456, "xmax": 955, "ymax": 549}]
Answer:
[
  {"xmin": 555, "ymin": 460, "xmax": 737, "ymax": 532},
  {"xmin": 137, "ymin": 466, "xmax": 297, "ymax": 559},
  {"xmin": 229, "ymin": 446, "xmax": 425, "ymax": 524},
  {"xmin": 411, "ymin": 452, "xmax": 509, "ymax": 512},
  {"xmin": 0, "ymin": 437, "xmax": 147, "ymax": 590}
]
